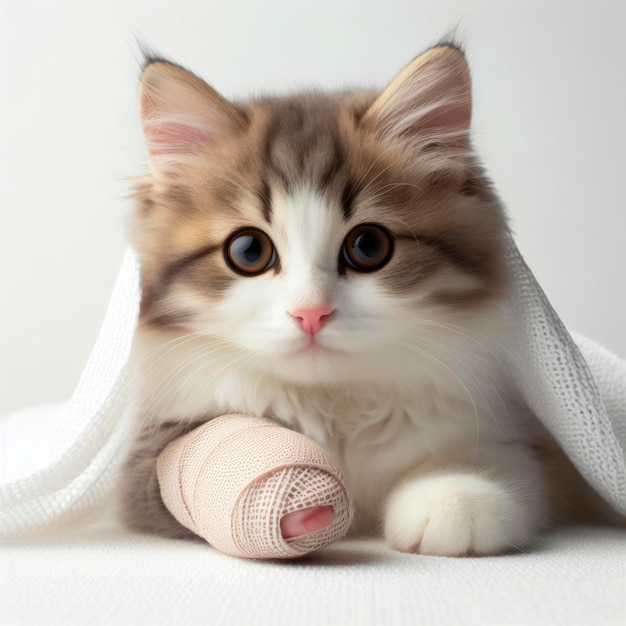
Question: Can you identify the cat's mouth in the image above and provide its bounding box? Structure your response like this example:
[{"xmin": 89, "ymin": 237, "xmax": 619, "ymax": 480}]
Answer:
[
  {"xmin": 295, "ymin": 340, "xmax": 325, "ymax": 354},
  {"xmin": 293, "ymin": 338, "xmax": 339, "ymax": 356}
]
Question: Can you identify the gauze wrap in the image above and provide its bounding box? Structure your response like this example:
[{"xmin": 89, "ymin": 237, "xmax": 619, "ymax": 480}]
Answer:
[{"xmin": 156, "ymin": 414, "xmax": 353, "ymax": 559}]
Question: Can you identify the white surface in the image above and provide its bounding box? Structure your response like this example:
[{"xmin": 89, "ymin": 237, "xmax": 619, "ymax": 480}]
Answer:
[
  {"xmin": 1, "ymin": 1, "xmax": 625, "ymax": 416},
  {"xmin": 1, "ymin": 527, "xmax": 625, "ymax": 626}
]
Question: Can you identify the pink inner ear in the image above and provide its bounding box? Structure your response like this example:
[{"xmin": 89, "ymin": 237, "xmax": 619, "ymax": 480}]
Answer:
[
  {"xmin": 144, "ymin": 120, "xmax": 216, "ymax": 156},
  {"xmin": 419, "ymin": 101, "xmax": 471, "ymax": 148}
]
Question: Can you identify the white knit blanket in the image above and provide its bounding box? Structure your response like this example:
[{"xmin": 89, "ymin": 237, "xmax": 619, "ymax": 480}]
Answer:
[{"xmin": 1, "ymin": 233, "xmax": 625, "ymax": 537}]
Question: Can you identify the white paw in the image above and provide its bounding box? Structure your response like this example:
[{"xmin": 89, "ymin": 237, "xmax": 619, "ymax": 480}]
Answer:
[{"xmin": 384, "ymin": 473, "xmax": 535, "ymax": 556}]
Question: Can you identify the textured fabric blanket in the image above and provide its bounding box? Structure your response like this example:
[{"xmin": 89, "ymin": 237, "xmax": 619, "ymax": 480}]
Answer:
[{"xmin": 1, "ymin": 232, "xmax": 625, "ymax": 537}]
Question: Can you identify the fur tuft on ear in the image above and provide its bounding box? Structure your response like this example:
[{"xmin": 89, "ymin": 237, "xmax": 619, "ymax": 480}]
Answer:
[
  {"xmin": 363, "ymin": 45, "xmax": 472, "ymax": 149},
  {"xmin": 139, "ymin": 61, "xmax": 246, "ymax": 157}
]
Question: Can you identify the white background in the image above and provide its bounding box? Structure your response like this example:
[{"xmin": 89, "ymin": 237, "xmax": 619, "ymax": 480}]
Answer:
[{"xmin": 1, "ymin": 0, "xmax": 625, "ymax": 416}]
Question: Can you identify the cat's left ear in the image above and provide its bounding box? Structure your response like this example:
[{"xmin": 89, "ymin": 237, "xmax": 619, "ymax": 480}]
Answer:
[{"xmin": 362, "ymin": 45, "xmax": 471, "ymax": 149}]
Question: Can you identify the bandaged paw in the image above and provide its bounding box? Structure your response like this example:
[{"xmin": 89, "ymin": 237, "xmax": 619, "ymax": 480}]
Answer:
[{"xmin": 156, "ymin": 414, "xmax": 353, "ymax": 559}]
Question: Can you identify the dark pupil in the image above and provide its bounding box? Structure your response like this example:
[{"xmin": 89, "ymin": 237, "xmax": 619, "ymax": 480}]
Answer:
[
  {"xmin": 353, "ymin": 231, "xmax": 382, "ymax": 260},
  {"xmin": 235, "ymin": 236, "xmax": 263, "ymax": 266}
]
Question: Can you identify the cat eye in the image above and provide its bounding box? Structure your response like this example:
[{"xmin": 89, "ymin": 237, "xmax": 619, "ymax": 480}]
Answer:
[
  {"xmin": 225, "ymin": 228, "xmax": 277, "ymax": 276},
  {"xmin": 341, "ymin": 224, "xmax": 393, "ymax": 272}
]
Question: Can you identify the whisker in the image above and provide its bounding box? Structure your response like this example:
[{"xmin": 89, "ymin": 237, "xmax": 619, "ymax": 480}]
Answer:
[
  {"xmin": 378, "ymin": 341, "xmax": 482, "ymax": 454},
  {"xmin": 403, "ymin": 332, "xmax": 510, "ymax": 439},
  {"xmin": 131, "ymin": 338, "xmax": 239, "ymax": 439},
  {"xmin": 410, "ymin": 317, "xmax": 530, "ymax": 401}
]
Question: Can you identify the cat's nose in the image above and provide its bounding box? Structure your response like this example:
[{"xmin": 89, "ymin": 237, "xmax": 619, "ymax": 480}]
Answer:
[{"xmin": 289, "ymin": 306, "xmax": 335, "ymax": 337}]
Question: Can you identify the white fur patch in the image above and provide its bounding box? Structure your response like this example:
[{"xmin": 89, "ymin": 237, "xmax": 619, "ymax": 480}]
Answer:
[{"xmin": 384, "ymin": 472, "xmax": 534, "ymax": 556}]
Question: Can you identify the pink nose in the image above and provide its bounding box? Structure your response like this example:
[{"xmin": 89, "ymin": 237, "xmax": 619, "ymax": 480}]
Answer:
[{"xmin": 289, "ymin": 306, "xmax": 335, "ymax": 337}]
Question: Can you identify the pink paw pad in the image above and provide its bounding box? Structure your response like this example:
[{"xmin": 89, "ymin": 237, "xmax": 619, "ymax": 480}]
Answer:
[{"xmin": 280, "ymin": 506, "xmax": 335, "ymax": 539}]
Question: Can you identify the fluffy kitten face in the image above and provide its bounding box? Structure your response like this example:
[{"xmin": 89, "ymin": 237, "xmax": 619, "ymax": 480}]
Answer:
[{"xmin": 130, "ymin": 45, "xmax": 507, "ymax": 386}]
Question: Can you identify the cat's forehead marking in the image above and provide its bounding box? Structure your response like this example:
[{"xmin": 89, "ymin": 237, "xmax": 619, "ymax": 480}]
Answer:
[{"xmin": 258, "ymin": 96, "xmax": 347, "ymax": 205}]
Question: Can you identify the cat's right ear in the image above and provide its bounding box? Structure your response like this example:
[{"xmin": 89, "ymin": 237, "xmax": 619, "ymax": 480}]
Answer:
[
  {"xmin": 362, "ymin": 45, "xmax": 472, "ymax": 149},
  {"xmin": 139, "ymin": 61, "xmax": 246, "ymax": 158}
]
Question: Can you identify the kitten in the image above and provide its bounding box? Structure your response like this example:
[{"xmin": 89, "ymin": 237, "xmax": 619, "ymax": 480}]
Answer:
[{"xmin": 120, "ymin": 43, "xmax": 620, "ymax": 555}]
